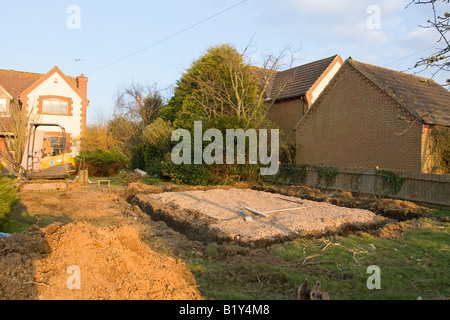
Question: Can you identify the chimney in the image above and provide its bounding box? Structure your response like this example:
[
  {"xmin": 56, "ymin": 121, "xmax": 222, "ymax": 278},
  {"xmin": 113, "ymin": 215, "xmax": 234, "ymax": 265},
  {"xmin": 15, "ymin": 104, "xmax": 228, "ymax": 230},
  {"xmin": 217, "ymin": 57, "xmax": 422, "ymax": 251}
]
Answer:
[{"xmin": 76, "ymin": 74, "xmax": 88, "ymax": 98}]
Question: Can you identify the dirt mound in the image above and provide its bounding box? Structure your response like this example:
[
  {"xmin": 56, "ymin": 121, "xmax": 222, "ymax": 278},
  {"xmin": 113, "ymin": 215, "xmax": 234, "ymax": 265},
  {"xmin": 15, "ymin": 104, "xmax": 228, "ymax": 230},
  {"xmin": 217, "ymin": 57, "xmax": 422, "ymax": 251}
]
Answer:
[
  {"xmin": 125, "ymin": 182, "xmax": 258, "ymax": 200},
  {"xmin": 367, "ymin": 199, "xmax": 428, "ymax": 221},
  {"xmin": 253, "ymin": 185, "xmax": 429, "ymax": 221},
  {"xmin": 0, "ymin": 222, "xmax": 202, "ymax": 300},
  {"xmin": 125, "ymin": 183, "xmax": 165, "ymax": 199},
  {"xmin": 373, "ymin": 221, "xmax": 408, "ymax": 239},
  {"xmin": 375, "ymin": 199, "xmax": 425, "ymax": 212}
]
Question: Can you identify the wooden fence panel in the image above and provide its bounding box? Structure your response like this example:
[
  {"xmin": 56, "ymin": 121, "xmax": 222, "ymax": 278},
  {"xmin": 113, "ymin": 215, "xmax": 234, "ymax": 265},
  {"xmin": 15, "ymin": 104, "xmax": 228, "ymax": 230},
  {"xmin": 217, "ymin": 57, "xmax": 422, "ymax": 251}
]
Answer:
[{"xmin": 267, "ymin": 166, "xmax": 450, "ymax": 207}]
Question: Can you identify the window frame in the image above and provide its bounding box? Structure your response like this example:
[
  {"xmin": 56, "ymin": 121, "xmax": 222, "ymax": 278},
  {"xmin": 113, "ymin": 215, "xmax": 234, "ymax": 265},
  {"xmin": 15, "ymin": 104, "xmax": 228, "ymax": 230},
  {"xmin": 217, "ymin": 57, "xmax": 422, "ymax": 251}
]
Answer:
[{"xmin": 38, "ymin": 96, "xmax": 73, "ymax": 116}]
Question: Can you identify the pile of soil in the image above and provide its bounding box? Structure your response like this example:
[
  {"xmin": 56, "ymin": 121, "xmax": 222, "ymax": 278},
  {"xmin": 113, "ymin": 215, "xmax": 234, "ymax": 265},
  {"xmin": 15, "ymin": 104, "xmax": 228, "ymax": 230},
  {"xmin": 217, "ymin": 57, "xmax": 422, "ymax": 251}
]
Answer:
[
  {"xmin": 368, "ymin": 199, "xmax": 428, "ymax": 220},
  {"xmin": 0, "ymin": 222, "xmax": 202, "ymax": 300},
  {"xmin": 125, "ymin": 183, "xmax": 164, "ymax": 200},
  {"xmin": 124, "ymin": 182, "xmax": 256, "ymax": 200},
  {"xmin": 254, "ymin": 185, "xmax": 429, "ymax": 221}
]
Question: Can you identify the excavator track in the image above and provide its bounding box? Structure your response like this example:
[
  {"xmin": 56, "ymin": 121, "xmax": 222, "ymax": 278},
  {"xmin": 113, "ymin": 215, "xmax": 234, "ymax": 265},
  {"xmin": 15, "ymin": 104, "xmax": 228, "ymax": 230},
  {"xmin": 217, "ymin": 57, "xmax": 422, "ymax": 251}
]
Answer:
[{"xmin": 19, "ymin": 179, "xmax": 70, "ymax": 192}]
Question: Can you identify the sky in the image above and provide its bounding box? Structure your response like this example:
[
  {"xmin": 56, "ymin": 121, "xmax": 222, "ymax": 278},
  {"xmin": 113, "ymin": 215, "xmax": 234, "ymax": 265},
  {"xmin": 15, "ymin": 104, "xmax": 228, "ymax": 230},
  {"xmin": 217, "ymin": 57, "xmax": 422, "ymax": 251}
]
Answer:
[{"xmin": 0, "ymin": 0, "xmax": 448, "ymax": 124}]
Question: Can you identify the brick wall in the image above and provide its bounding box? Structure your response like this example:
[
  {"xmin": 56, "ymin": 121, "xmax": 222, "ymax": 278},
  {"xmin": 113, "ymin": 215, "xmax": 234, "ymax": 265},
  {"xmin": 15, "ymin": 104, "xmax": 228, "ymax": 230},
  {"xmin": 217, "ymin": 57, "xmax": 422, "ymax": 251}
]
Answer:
[
  {"xmin": 268, "ymin": 97, "xmax": 308, "ymax": 141},
  {"xmin": 295, "ymin": 64, "xmax": 425, "ymax": 172}
]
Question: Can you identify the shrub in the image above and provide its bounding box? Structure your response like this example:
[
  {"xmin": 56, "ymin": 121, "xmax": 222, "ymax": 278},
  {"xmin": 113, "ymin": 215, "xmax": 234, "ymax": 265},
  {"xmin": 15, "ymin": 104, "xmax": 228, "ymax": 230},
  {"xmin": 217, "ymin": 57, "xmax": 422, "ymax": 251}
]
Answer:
[
  {"xmin": 161, "ymin": 153, "xmax": 217, "ymax": 186},
  {"xmin": 202, "ymin": 116, "xmax": 263, "ymax": 184},
  {"xmin": 141, "ymin": 119, "xmax": 175, "ymax": 176},
  {"xmin": 275, "ymin": 164, "xmax": 309, "ymax": 184},
  {"xmin": 0, "ymin": 176, "xmax": 18, "ymax": 230},
  {"xmin": 313, "ymin": 163, "xmax": 338, "ymax": 187},
  {"xmin": 428, "ymin": 126, "xmax": 450, "ymax": 174},
  {"xmin": 144, "ymin": 145, "xmax": 165, "ymax": 176},
  {"xmin": 142, "ymin": 119, "xmax": 174, "ymax": 154},
  {"xmin": 75, "ymin": 149, "xmax": 129, "ymax": 177},
  {"xmin": 130, "ymin": 142, "xmax": 146, "ymax": 171},
  {"xmin": 116, "ymin": 170, "xmax": 144, "ymax": 185},
  {"xmin": 158, "ymin": 116, "xmax": 272, "ymax": 185},
  {"xmin": 378, "ymin": 169, "xmax": 405, "ymax": 195},
  {"xmin": 227, "ymin": 164, "xmax": 262, "ymax": 184},
  {"xmin": 205, "ymin": 243, "xmax": 219, "ymax": 259}
]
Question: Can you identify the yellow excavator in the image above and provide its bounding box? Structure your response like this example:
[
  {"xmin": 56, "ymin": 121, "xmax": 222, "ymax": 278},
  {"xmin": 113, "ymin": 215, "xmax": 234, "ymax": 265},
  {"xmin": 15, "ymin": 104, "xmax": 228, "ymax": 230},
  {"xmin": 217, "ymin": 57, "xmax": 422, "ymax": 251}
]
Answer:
[{"xmin": 0, "ymin": 123, "xmax": 76, "ymax": 191}]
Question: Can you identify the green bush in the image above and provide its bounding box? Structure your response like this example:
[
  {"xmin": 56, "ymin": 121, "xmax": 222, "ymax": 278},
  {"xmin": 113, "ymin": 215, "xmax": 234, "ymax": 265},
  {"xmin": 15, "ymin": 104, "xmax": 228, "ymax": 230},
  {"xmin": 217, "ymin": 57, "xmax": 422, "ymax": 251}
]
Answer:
[
  {"xmin": 141, "ymin": 119, "xmax": 175, "ymax": 176},
  {"xmin": 161, "ymin": 153, "xmax": 217, "ymax": 186},
  {"xmin": 158, "ymin": 116, "xmax": 269, "ymax": 186},
  {"xmin": 143, "ymin": 145, "xmax": 165, "ymax": 176},
  {"xmin": 75, "ymin": 149, "xmax": 129, "ymax": 177},
  {"xmin": 205, "ymin": 243, "xmax": 219, "ymax": 259},
  {"xmin": 142, "ymin": 119, "xmax": 174, "ymax": 154},
  {"xmin": 313, "ymin": 163, "xmax": 338, "ymax": 187},
  {"xmin": 0, "ymin": 177, "xmax": 18, "ymax": 230},
  {"xmin": 130, "ymin": 142, "xmax": 146, "ymax": 171},
  {"xmin": 428, "ymin": 126, "xmax": 450, "ymax": 174},
  {"xmin": 378, "ymin": 169, "xmax": 405, "ymax": 195},
  {"xmin": 274, "ymin": 164, "xmax": 309, "ymax": 184},
  {"xmin": 202, "ymin": 116, "xmax": 263, "ymax": 184}
]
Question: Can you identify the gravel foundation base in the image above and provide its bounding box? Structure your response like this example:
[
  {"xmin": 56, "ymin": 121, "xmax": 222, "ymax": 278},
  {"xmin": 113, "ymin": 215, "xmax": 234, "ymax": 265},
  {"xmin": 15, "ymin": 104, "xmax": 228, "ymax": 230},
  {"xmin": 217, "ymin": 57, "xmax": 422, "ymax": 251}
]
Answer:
[{"xmin": 133, "ymin": 188, "xmax": 387, "ymax": 247}]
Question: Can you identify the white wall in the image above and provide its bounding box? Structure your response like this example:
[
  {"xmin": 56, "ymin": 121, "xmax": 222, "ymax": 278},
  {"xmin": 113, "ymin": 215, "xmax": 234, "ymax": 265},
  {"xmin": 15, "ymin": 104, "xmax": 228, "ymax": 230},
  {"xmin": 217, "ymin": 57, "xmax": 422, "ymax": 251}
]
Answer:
[
  {"xmin": 311, "ymin": 61, "xmax": 342, "ymax": 104},
  {"xmin": 24, "ymin": 71, "xmax": 83, "ymax": 155}
]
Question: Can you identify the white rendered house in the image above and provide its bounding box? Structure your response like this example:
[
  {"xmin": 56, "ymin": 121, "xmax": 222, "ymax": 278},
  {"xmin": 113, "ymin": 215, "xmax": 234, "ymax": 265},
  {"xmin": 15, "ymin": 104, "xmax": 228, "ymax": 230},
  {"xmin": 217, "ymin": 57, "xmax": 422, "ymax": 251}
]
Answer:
[{"xmin": 0, "ymin": 66, "xmax": 89, "ymax": 156}]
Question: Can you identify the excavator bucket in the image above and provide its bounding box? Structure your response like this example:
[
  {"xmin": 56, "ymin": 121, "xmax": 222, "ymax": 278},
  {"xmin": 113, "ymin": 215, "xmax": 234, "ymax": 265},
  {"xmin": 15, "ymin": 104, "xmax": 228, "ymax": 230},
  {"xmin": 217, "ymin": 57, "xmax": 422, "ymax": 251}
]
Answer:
[{"xmin": 0, "ymin": 160, "xmax": 16, "ymax": 176}]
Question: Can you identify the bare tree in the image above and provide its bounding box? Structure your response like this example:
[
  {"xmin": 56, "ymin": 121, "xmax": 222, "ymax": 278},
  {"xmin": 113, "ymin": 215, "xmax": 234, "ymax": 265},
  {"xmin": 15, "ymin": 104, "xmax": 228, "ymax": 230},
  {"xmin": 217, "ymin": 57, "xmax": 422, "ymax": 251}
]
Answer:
[
  {"xmin": 0, "ymin": 99, "xmax": 39, "ymax": 167},
  {"xmin": 115, "ymin": 83, "xmax": 163, "ymax": 126},
  {"xmin": 105, "ymin": 83, "xmax": 164, "ymax": 158},
  {"xmin": 253, "ymin": 45, "xmax": 300, "ymax": 111},
  {"xmin": 408, "ymin": 0, "xmax": 450, "ymax": 85}
]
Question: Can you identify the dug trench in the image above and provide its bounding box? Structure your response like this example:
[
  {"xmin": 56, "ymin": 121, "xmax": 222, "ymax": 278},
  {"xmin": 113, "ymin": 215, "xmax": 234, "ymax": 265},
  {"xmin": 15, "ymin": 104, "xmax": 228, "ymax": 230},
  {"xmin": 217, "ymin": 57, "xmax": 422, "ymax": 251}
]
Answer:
[{"xmin": 125, "ymin": 183, "xmax": 430, "ymax": 248}]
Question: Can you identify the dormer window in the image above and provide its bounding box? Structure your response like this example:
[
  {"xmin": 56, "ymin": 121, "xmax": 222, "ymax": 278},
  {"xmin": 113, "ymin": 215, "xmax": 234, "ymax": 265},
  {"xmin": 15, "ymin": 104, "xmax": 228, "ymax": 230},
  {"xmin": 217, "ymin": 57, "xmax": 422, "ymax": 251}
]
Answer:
[{"xmin": 38, "ymin": 96, "xmax": 73, "ymax": 116}]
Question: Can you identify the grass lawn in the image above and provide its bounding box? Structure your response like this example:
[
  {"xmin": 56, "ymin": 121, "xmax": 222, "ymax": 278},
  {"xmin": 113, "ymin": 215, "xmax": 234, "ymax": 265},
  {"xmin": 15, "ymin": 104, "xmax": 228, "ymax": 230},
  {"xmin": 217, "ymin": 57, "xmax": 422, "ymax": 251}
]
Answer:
[{"xmin": 185, "ymin": 216, "xmax": 449, "ymax": 300}]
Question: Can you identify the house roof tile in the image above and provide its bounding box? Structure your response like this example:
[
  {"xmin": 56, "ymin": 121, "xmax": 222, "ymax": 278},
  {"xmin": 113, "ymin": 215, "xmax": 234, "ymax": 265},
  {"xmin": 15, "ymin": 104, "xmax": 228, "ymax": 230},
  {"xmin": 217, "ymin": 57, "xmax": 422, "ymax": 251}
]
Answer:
[
  {"xmin": 0, "ymin": 69, "xmax": 77, "ymax": 99},
  {"xmin": 269, "ymin": 55, "xmax": 339, "ymax": 101},
  {"xmin": 348, "ymin": 59, "xmax": 450, "ymax": 126}
]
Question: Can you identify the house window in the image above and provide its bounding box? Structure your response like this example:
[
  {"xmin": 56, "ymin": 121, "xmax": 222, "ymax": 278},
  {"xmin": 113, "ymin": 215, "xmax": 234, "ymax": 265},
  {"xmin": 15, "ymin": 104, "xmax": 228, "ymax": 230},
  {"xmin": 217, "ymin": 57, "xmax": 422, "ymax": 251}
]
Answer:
[
  {"xmin": 38, "ymin": 96, "xmax": 72, "ymax": 116},
  {"xmin": 42, "ymin": 99, "xmax": 69, "ymax": 115},
  {"xmin": 0, "ymin": 99, "xmax": 7, "ymax": 113}
]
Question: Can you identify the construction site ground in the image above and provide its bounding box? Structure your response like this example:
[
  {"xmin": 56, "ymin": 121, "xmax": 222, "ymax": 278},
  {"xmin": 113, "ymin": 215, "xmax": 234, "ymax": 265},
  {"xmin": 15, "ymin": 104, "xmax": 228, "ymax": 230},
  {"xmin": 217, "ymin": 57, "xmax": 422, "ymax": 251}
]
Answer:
[{"xmin": 1, "ymin": 180, "xmax": 449, "ymax": 300}]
